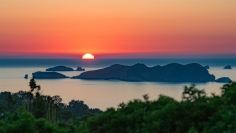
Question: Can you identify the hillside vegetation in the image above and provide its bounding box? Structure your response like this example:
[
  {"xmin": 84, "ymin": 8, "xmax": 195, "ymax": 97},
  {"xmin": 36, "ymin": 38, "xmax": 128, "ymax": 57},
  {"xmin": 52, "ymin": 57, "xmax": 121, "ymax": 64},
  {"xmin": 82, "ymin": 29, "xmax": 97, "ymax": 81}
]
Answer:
[{"xmin": 0, "ymin": 78, "xmax": 235, "ymax": 132}]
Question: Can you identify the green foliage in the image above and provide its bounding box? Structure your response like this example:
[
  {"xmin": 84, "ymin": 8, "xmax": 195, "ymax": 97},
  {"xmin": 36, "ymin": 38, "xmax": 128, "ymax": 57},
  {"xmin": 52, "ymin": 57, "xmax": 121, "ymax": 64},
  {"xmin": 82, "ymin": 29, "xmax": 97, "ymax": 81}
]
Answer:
[
  {"xmin": 0, "ymin": 78, "xmax": 102, "ymax": 123},
  {"xmin": 0, "ymin": 109, "xmax": 49, "ymax": 133},
  {"xmin": 182, "ymin": 84, "xmax": 206, "ymax": 102},
  {"xmin": 64, "ymin": 100, "xmax": 101, "ymax": 117},
  {"xmin": 60, "ymin": 110, "xmax": 76, "ymax": 122},
  {"xmin": 0, "ymin": 102, "xmax": 2, "ymax": 111},
  {"xmin": 0, "ymin": 90, "xmax": 102, "ymax": 122},
  {"xmin": 29, "ymin": 78, "xmax": 40, "ymax": 92},
  {"xmin": 0, "ymin": 109, "xmax": 83, "ymax": 133},
  {"xmin": 205, "ymin": 105, "xmax": 236, "ymax": 133},
  {"xmin": 1, "ymin": 80, "xmax": 236, "ymax": 132},
  {"xmin": 84, "ymin": 82, "xmax": 236, "ymax": 133},
  {"xmin": 5, "ymin": 93, "xmax": 16, "ymax": 112}
]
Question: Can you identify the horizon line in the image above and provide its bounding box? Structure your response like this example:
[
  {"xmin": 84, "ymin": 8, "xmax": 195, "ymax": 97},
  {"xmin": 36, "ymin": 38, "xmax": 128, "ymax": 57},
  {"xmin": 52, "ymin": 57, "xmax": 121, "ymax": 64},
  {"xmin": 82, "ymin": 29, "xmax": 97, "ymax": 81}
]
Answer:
[{"xmin": 0, "ymin": 53, "xmax": 236, "ymax": 59}]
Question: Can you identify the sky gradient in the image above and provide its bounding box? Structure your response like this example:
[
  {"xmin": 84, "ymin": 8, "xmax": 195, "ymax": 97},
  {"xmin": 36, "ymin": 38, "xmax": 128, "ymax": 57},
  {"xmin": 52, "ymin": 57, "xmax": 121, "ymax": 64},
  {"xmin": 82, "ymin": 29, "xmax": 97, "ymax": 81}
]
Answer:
[{"xmin": 0, "ymin": 0, "xmax": 235, "ymax": 58}]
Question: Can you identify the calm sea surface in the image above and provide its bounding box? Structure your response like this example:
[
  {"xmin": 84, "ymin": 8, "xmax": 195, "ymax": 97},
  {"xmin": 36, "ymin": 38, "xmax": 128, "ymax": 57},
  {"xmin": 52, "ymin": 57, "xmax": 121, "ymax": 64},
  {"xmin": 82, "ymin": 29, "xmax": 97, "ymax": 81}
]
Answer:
[{"xmin": 0, "ymin": 59, "xmax": 236, "ymax": 110}]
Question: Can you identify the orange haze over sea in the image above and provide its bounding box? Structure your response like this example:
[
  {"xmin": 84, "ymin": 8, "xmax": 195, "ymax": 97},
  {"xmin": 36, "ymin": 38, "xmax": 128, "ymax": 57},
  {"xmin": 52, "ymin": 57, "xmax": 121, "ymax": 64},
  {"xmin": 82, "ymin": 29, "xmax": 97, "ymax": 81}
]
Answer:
[{"xmin": 0, "ymin": 0, "xmax": 235, "ymax": 57}]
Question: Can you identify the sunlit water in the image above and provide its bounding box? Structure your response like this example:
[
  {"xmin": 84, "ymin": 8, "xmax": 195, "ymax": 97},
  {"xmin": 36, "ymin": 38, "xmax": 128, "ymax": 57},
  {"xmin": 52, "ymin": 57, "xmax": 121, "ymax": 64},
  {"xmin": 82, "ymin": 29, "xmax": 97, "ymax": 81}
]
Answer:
[{"xmin": 0, "ymin": 67, "xmax": 235, "ymax": 110}]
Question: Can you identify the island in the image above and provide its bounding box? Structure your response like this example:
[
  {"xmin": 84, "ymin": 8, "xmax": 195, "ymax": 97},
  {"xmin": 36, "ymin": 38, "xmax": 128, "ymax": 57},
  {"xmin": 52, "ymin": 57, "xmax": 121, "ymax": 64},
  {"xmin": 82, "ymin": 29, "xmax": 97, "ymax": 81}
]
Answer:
[
  {"xmin": 76, "ymin": 67, "xmax": 85, "ymax": 71},
  {"xmin": 204, "ymin": 65, "xmax": 210, "ymax": 69},
  {"xmin": 223, "ymin": 65, "xmax": 232, "ymax": 69},
  {"xmin": 215, "ymin": 77, "xmax": 232, "ymax": 83},
  {"xmin": 32, "ymin": 71, "xmax": 69, "ymax": 79},
  {"xmin": 46, "ymin": 66, "xmax": 74, "ymax": 71},
  {"xmin": 72, "ymin": 63, "xmax": 215, "ymax": 82},
  {"xmin": 24, "ymin": 74, "xmax": 28, "ymax": 79}
]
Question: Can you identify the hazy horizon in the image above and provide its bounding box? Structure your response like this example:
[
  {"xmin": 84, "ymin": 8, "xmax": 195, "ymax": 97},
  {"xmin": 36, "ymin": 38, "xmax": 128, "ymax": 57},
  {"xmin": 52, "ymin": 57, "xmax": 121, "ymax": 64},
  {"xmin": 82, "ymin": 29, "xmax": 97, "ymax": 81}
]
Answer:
[
  {"xmin": 1, "ymin": 53, "xmax": 236, "ymax": 59},
  {"xmin": 1, "ymin": 58, "xmax": 236, "ymax": 68}
]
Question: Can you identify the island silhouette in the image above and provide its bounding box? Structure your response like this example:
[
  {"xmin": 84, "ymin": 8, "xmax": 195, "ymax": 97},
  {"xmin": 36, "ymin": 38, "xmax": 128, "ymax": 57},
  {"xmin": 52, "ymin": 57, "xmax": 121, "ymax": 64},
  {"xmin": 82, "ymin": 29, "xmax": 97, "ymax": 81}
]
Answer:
[
  {"xmin": 72, "ymin": 63, "xmax": 215, "ymax": 82},
  {"xmin": 46, "ymin": 66, "xmax": 85, "ymax": 71},
  {"xmin": 32, "ymin": 63, "xmax": 233, "ymax": 82}
]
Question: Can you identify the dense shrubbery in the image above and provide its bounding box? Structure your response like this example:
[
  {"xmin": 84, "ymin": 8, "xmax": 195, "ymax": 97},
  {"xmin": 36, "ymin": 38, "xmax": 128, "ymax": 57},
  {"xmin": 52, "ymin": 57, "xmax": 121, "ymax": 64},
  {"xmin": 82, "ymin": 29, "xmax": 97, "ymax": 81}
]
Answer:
[
  {"xmin": 0, "ymin": 109, "xmax": 85, "ymax": 133},
  {"xmin": 85, "ymin": 82, "xmax": 236, "ymax": 133},
  {"xmin": 0, "ymin": 79, "xmax": 236, "ymax": 132},
  {"xmin": 0, "ymin": 78, "xmax": 102, "ymax": 122}
]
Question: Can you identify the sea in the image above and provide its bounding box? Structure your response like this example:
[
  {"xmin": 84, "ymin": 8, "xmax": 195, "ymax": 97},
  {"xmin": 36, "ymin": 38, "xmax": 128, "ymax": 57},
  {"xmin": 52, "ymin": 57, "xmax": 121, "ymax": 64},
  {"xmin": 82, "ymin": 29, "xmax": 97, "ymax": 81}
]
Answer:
[{"xmin": 0, "ymin": 58, "xmax": 236, "ymax": 110}]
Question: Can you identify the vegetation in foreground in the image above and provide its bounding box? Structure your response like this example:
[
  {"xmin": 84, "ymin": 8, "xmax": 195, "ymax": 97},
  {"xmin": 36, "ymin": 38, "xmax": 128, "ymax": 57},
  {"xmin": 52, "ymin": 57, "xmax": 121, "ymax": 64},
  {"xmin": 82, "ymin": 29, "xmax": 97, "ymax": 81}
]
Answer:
[{"xmin": 0, "ymin": 78, "xmax": 236, "ymax": 133}]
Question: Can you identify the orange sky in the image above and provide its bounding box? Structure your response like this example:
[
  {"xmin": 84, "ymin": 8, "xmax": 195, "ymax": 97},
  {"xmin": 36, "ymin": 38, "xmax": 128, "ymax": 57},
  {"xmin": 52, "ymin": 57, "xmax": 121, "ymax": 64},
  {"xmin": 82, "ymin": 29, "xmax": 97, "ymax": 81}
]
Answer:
[{"xmin": 0, "ymin": 0, "xmax": 235, "ymax": 57}]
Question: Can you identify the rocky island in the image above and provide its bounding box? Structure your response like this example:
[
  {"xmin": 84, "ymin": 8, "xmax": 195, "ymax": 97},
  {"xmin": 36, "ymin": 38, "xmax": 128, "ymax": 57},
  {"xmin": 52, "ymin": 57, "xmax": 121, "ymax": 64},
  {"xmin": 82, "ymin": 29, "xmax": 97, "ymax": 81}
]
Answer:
[
  {"xmin": 215, "ymin": 77, "xmax": 232, "ymax": 83},
  {"xmin": 32, "ymin": 71, "xmax": 69, "ymax": 79},
  {"xmin": 204, "ymin": 65, "xmax": 210, "ymax": 69},
  {"xmin": 46, "ymin": 66, "xmax": 74, "ymax": 71},
  {"xmin": 223, "ymin": 65, "xmax": 232, "ymax": 69},
  {"xmin": 72, "ymin": 63, "xmax": 215, "ymax": 82},
  {"xmin": 76, "ymin": 67, "xmax": 85, "ymax": 71},
  {"xmin": 24, "ymin": 74, "xmax": 28, "ymax": 79}
]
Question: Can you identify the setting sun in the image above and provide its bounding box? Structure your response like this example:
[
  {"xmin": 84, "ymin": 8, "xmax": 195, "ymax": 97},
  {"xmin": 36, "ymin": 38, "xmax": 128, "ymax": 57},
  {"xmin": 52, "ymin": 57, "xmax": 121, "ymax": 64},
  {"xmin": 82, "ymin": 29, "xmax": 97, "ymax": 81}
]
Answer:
[{"xmin": 82, "ymin": 53, "xmax": 94, "ymax": 59}]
